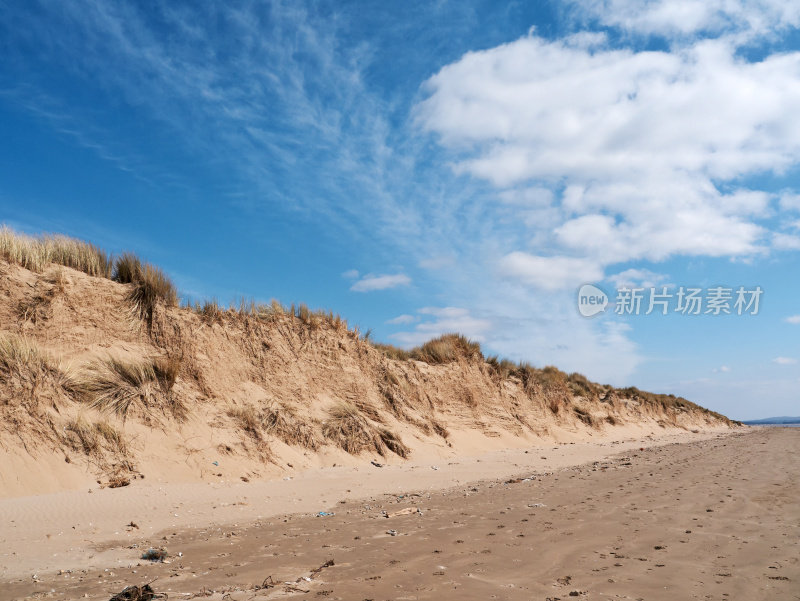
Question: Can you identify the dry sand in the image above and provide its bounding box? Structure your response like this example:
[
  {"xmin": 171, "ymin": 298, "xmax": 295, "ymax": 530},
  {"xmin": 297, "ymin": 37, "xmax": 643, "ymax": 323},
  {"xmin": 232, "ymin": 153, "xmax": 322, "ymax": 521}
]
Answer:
[{"xmin": 3, "ymin": 426, "xmax": 797, "ymax": 601}]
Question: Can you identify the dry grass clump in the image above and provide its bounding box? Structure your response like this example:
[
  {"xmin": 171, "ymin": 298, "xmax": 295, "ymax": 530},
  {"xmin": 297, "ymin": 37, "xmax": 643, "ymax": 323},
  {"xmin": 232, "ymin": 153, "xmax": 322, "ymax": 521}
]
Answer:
[
  {"xmin": 486, "ymin": 356, "xmax": 517, "ymax": 380},
  {"xmin": 378, "ymin": 427, "xmax": 410, "ymax": 458},
  {"xmin": 228, "ymin": 405, "xmax": 263, "ymax": 440},
  {"xmin": 0, "ymin": 332, "xmax": 54, "ymax": 379},
  {"xmin": 228, "ymin": 402, "xmax": 321, "ymax": 450},
  {"xmin": 153, "ymin": 356, "xmax": 181, "ymax": 391},
  {"xmin": 197, "ymin": 299, "xmax": 225, "ymax": 325},
  {"xmin": 432, "ymin": 420, "xmax": 450, "ymax": 439},
  {"xmin": 262, "ymin": 402, "xmax": 321, "ymax": 450},
  {"xmin": 72, "ymin": 356, "xmax": 184, "ymax": 421},
  {"xmin": 0, "ymin": 332, "xmax": 70, "ymax": 404},
  {"xmin": 410, "ymin": 334, "xmax": 482, "ymax": 364},
  {"xmin": 573, "ymin": 405, "xmax": 596, "ymax": 427},
  {"xmin": 63, "ymin": 416, "xmax": 128, "ymax": 457},
  {"xmin": 373, "ymin": 343, "xmax": 412, "ymax": 361},
  {"xmin": 322, "ymin": 401, "xmax": 407, "ymax": 457},
  {"xmin": 113, "ymin": 254, "xmax": 178, "ymax": 325},
  {"xmin": 567, "ymin": 372, "xmax": 595, "ymax": 396},
  {"xmin": 0, "ymin": 226, "xmax": 112, "ymax": 277}
]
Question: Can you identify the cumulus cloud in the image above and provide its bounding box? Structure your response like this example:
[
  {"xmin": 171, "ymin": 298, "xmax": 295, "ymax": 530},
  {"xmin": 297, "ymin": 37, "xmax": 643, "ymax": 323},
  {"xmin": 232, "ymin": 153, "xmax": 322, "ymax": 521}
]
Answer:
[
  {"xmin": 498, "ymin": 252, "xmax": 604, "ymax": 290},
  {"xmin": 772, "ymin": 356, "xmax": 798, "ymax": 365},
  {"xmin": 416, "ymin": 32, "xmax": 800, "ymax": 282},
  {"xmin": 350, "ymin": 273, "xmax": 411, "ymax": 292},
  {"xmin": 785, "ymin": 315, "xmax": 800, "ymax": 324}
]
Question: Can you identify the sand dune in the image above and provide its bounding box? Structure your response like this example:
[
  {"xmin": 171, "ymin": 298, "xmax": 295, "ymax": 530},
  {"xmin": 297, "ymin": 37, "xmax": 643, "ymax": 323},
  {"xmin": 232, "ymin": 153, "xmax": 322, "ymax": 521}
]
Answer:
[
  {"xmin": 0, "ymin": 253, "xmax": 736, "ymax": 499},
  {"xmin": 0, "ymin": 236, "xmax": 756, "ymax": 601}
]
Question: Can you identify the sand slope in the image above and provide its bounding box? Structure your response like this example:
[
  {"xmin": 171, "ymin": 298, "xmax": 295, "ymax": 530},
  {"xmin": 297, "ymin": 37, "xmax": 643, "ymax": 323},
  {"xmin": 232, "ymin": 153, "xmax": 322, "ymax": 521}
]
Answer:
[{"xmin": 0, "ymin": 259, "xmax": 736, "ymax": 498}]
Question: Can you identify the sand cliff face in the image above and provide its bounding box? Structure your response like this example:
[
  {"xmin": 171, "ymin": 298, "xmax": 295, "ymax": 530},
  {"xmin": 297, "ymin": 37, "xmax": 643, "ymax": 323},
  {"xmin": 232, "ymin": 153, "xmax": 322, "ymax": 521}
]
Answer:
[{"xmin": 0, "ymin": 260, "xmax": 736, "ymax": 496}]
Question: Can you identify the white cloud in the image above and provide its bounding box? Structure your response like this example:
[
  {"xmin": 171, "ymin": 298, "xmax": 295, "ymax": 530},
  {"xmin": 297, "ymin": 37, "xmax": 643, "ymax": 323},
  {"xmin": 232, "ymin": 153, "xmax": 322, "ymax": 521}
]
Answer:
[
  {"xmin": 607, "ymin": 268, "xmax": 668, "ymax": 289},
  {"xmin": 713, "ymin": 365, "xmax": 731, "ymax": 373},
  {"xmin": 498, "ymin": 252, "xmax": 604, "ymax": 291},
  {"xmin": 773, "ymin": 233, "xmax": 800, "ymax": 250},
  {"xmin": 785, "ymin": 315, "xmax": 800, "ymax": 324},
  {"xmin": 350, "ymin": 273, "xmax": 411, "ymax": 292},
  {"xmin": 386, "ymin": 314, "xmax": 416, "ymax": 325},
  {"xmin": 341, "ymin": 269, "xmax": 359, "ymax": 280},
  {"xmin": 391, "ymin": 306, "xmax": 492, "ymax": 347},
  {"xmin": 780, "ymin": 191, "xmax": 800, "ymax": 211},
  {"xmin": 416, "ymin": 33, "xmax": 800, "ymax": 275},
  {"xmin": 569, "ymin": 0, "xmax": 800, "ymax": 38},
  {"xmin": 772, "ymin": 356, "xmax": 798, "ymax": 365}
]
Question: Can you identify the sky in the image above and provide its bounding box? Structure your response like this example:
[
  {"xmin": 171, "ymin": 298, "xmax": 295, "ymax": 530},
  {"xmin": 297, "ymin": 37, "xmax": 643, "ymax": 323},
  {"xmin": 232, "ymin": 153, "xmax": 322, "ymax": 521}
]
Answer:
[{"xmin": 1, "ymin": 0, "xmax": 799, "ymax": 420}]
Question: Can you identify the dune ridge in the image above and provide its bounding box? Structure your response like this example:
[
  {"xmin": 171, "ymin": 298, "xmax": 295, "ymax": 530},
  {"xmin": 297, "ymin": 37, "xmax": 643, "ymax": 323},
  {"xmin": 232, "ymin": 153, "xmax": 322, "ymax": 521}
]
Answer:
[{"xmin": 0, "ymin": 228, "xmax": 738, "ymax": 497}]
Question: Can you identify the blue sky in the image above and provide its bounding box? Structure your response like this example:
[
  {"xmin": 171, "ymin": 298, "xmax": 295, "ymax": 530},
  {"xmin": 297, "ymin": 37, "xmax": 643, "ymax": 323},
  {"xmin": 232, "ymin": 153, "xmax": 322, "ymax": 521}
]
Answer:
[{"xmin": 2, "ymin": 0, "xmax": 799, "ymax": 420}]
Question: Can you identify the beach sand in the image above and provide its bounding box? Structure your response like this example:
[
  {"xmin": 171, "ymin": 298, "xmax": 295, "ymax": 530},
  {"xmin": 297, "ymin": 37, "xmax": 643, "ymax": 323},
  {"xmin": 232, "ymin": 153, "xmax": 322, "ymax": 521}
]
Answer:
[{"xmin": 2, "ymin": 426, "xmax": 797, "ymax": 600}]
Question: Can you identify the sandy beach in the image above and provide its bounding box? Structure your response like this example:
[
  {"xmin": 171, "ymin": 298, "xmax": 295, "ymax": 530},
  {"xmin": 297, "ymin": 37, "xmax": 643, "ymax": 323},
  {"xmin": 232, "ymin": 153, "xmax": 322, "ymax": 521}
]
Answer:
[{"xmin": 3, "ymin": 426, "xmax": 797, "ymax": 600}]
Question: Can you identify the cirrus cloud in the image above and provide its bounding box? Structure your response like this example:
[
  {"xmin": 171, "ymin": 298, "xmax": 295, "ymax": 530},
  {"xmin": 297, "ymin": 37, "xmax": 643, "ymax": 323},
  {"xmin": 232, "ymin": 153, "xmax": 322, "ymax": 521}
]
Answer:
[{"xmin": 350, "ymin": 273, "xmax": 411, "ymax": 292}]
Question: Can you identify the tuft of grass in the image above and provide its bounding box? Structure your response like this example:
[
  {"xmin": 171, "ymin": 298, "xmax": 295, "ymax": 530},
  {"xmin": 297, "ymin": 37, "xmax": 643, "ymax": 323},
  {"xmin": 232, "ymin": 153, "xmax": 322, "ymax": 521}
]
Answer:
[
  {"xmin": 0, "ymin": 333, "xmax": 70, "ymax": 405},
  {"xmin": 431, "ymin": 420, "xmax": 449, "ymax": 439},
  {"xmin": 373, "ymin": 343, "xmax": 412, "ymax": 361},
  {"xmin": 63, "ymin": 416, "xmax": 129, "ymax": 458},
  {"xmin": 379, "ymin": 427, "xmax": 410, "ymax": 458},
  {"xmin": 573, "ymin": 406, "xmax": 596, "ymax": 427},
  {"xmin": 0, "ymin": 226, "xmax": 112, "ymax": 277},
  {"xmin": 486, "ymin": 356, "xmax": 517, "ymax": 380},
  {"xmin": 129, "ymin": 265, "xmax": 178, "ymax": 324},
  {"xmin": 64, "ymin": 416, "xmax": 100, "ymax": 455},
  {"xmin": 262, "ymin": 402, "xmax": 321, "ymax": 450},
  {"xmin": 73, "ymin": 356, "xmax": 184, "ymax": 420},
  {"xmin": 228, "ymin": 405, "xmax": 263, "ymax": 440},
  {"xmin": 112, "ymin": 253, "xmax": 177, "ymax": 325},
  {"xmin": 228, "ymin": 402, "xmax": 321, "ymax": 450},
  {"xmin": 410, "ymin": 333, "xmax": 482, "ymax": 364},
  {"xmin": 0, "ymin": 332, "xmax": 53, "ymax": 378},
  {"xmin": 567, "ymin": 372, "xmax": 594, "ymax": 396},
  {"xmin": 322, "ymin": 401, "xmax": 407, "ymax": 457},
  {"xmin": 112, "ymin": 252, "xmax": 142, "ymax": 284}
]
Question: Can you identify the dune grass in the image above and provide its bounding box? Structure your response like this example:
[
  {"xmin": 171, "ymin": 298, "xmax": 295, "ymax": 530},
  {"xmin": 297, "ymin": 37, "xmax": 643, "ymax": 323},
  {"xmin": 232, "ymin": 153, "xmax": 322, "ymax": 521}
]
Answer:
[
  {"xmin": 0, "ymin": 226, "xmax": 112, "ymax": 277},
  {"xmin": 113, "ymin": 253, "xmax": 178, "ymax": 323},
  {"xmin": 0, "ymin": 332, "xmax": 70, "ymax": 403},
  {"xmin": 0, "ymin": 332, "xmax": 53, "ymax": 378},
  {"xmin": 63, "ymin": 416, "xmax": 128, "ymax": 457},
  {"xmin": 229, "ymin": 402, "xmax": 322, "ymax": 450},
  {"xmin": 72, "ymin": 355, "xmax": 183, "ymax": 420},
  {"xmin": 322, "ymin": 400, "xmax": 408, "ymax": 457},
  {"xmin": 410, "ymin": 333, "xmax": 483, "ymax": 364},
  {"xmin": 1, "ymin": 226, "xmax": 178, "ymax": 326}
]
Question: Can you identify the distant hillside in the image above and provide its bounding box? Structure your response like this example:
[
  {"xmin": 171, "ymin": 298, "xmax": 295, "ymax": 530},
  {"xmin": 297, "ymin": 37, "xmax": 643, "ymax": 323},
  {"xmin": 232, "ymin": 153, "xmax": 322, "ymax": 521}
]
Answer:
[
  {"xmin": 0, "ymin": 226, "xmax": 739, "ymax": 495},
  {"xmin": 743, "ymin": 416, "xmax": 800, "ymax": 425}
]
